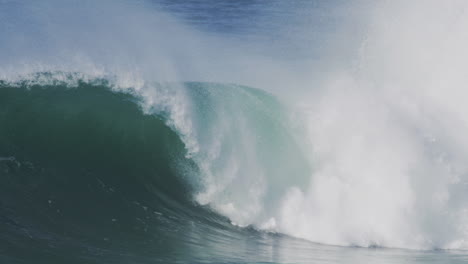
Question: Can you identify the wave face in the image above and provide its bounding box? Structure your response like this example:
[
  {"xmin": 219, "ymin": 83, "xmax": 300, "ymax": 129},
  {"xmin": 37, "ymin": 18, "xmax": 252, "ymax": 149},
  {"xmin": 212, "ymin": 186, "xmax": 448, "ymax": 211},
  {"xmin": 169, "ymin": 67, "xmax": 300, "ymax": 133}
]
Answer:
[
  {"xmin": 0, "ymin": 75, "xmax": 314, "ymax": 263},
  {"xmin": 0, "ymin": 78, "xmax": 200, "ymax": 263}
]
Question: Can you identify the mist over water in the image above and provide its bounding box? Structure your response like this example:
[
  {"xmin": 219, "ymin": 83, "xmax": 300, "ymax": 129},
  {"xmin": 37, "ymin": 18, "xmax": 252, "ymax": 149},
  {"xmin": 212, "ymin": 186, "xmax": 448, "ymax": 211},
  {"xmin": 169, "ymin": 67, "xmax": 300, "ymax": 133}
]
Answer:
[
  {"xmin": 287, "ymin": 0, "xmax": 468, "ymax": 249},
  {"xmin": 2, "ymin": 0, "xmax": 468, "ymax": 263}
]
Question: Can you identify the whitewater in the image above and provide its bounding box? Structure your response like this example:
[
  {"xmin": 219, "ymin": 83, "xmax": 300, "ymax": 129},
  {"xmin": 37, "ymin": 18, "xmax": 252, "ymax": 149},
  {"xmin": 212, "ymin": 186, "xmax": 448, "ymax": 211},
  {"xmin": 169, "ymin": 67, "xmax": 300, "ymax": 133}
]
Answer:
[{"xmin": 2, "ymin": 0, "xmax": 468, "ymax": 263}]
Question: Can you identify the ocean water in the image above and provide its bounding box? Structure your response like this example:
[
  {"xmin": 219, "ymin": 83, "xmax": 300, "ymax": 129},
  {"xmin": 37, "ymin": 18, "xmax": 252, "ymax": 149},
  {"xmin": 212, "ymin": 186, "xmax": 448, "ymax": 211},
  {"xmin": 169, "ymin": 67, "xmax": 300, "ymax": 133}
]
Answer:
[{"xmin": 2, "ymin": 1, "xmax": 468, "ymax": 263}]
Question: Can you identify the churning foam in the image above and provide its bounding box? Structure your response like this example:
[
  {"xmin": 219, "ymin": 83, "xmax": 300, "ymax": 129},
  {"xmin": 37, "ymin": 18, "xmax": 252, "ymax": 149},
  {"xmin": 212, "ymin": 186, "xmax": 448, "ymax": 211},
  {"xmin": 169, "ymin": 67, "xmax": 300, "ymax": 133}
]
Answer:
[
  {"xmin": 272, "ymin": 0, "xmax": 468, "ymax": 249},
  {"xmin": 179, "ymin": 0, "xmax": 468, "ymax": 250}
]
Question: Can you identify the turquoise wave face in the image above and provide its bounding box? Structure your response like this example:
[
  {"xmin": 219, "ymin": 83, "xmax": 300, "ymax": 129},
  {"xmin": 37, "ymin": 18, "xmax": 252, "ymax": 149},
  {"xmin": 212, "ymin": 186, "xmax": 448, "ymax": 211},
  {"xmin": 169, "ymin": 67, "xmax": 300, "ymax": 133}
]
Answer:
[
  {"xmin": 181, "ymin": 82, "xmax": 311, "ymax": 226},
  {"xmin": 0, "ymin": 74, "xmax": 312, "ymax": 263}
]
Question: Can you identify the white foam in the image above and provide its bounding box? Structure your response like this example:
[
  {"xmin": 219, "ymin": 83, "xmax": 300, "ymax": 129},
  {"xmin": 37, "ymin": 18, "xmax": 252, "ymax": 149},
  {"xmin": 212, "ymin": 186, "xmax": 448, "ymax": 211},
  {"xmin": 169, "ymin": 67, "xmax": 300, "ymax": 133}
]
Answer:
[{"xmin": 272, "ymin": 0, "xmax": 468, "ymax": 249}]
